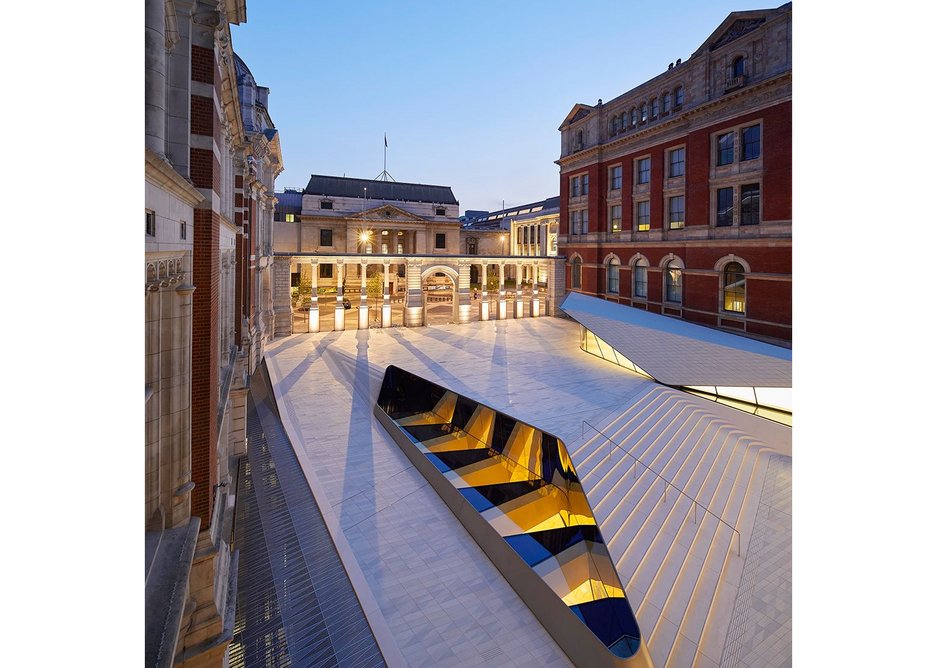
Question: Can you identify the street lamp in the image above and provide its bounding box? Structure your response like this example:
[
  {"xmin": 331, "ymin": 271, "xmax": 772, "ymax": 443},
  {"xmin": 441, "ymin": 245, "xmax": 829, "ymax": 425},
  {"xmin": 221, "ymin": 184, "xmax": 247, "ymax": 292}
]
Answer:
[{"xmin": 500, "ymin": 233, "xmax": 507, "ymax": 256}]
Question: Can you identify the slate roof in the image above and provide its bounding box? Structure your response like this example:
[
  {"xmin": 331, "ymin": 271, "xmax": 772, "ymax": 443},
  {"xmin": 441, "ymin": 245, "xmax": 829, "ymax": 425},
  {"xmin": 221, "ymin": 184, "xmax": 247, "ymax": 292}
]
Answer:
[
  {"xmin": 274, "ymin": 190, "xmax": 302, "ymax": 215},
  {"xmin": 560, "ymin": 292, "xmax": 791, "ymax": 387},
  {"xmin": 303, "ymin": 175, "xmax": 458, "ymax": 205}
]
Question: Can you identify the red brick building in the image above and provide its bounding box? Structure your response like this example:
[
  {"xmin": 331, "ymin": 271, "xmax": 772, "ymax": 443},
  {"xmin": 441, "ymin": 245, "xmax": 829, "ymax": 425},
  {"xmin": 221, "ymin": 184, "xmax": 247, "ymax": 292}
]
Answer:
[{"xmin": 557, "ymin": 3, "xmax": 791, "ymax": 342}]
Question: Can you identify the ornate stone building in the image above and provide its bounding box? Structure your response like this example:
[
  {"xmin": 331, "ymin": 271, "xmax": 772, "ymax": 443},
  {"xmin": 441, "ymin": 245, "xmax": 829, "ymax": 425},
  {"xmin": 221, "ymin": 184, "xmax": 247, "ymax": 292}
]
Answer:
[
  {"xmin": 558, "ymin": 3, "xmax": 791, "ymax": 342},
  {"xmin": 145, "ymin": 1, "xmax": 281, "ymax": 665}
]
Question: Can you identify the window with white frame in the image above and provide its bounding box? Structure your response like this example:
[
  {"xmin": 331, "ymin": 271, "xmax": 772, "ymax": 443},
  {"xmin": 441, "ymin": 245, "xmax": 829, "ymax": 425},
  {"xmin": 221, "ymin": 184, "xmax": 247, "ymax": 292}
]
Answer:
[
  {"xmin": 668, "ymin": 196, "xmax": 685, "ymax": 230},
  {"xmin": 717, "ymin": 132, "xmax": 734, "ymax": 166},
  {"xmin": 610, "ymin": 165, "xmax": 622, "ymax": 190},
  {"xmin": 742, "ymin": 124, "xmax": 761, "ymax": 161},
  {"xmin": 606, "ymin": 258, "xmax": 620, "ymax": 294},
  {"xmin": 669, "ymin": 147, "xmax": 685, "ymax": 178},
  {"xmin": 665, "ymin": 260, "xmax": 683, "ymax": 303},
  {"xmin": 609, "ymin": 205, "xmax": 622, "ymax": 233},
  {"xmin": 635, "ymin": 201, "xmax": 650, "ymax": 231},
  {"xmin": 636, "ymin": 157, "xmax": 650, "ymax": 185},
  {"xmin": 633, "ymin": 259, "xmax": 648, "ymax": 298},
  {"xmin": 723, "ymin": 261, "xmax": 746, "ymax": 313}
]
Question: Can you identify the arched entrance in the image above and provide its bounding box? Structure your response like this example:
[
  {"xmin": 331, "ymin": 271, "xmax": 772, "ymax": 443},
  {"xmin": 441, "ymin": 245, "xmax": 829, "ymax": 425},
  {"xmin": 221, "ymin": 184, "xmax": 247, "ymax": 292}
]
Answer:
[{"xmin": 420, "ymin": 265, "xmax": 459, "ymax": 326}]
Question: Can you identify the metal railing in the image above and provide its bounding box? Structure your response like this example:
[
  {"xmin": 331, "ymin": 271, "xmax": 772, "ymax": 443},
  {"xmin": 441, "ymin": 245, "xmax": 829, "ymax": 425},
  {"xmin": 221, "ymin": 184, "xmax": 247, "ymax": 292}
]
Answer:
[{"xmin": 582, "ymin": 420, "xmax": 742, "ymax": 556}]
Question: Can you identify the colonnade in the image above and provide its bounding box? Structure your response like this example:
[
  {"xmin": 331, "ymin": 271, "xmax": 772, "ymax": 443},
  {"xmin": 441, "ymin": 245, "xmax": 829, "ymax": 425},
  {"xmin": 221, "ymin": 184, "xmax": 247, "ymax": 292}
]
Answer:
[{"xmin": 273, "ymin": 254, "xmax": 565, "ymax": 334}]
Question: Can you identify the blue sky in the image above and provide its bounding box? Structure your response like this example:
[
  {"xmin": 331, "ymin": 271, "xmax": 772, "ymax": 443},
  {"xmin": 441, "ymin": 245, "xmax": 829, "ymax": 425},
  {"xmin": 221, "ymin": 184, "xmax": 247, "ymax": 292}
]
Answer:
[{"xmin": 232, "ymin": 0, "xmax": 756, "ymax": 212}]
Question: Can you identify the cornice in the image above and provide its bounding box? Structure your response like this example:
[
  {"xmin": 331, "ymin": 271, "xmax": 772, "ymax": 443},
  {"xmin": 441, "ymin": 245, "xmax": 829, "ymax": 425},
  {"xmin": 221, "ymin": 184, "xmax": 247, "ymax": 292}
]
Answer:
[
  {"xmin": 145, "ymin": 148, "xmax": 204, "ymax": 207},
  {"xmin": 557, "ymin": 72, "xmax": 791, "ymax": 171}
]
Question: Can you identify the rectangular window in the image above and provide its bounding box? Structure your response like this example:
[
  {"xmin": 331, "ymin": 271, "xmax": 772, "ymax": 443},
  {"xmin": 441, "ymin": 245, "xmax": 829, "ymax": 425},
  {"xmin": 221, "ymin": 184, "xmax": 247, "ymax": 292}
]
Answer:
[
  {"xmin": 571, "ymin": 175, "xmax": 580, "ymax": 197},
  {"xmin": 634, "ymin": 266, "xmax": 648, "ymax": 298},
  {"xmin": 717, "ymin": 132, "xmax": 734, "ymax": 166},
  {"xmin": 636, "ymin": 157, "xmax": 650, "ymax": 184},
  {"xmin": 180, "ymin": 220, "xmax": 187, "ymax": 239},
  {"xmin": 320, "ymin": 228, "xmax": 333, "ymax": 246},
  {"xmin": 397, "ymin": 242, "xmax": 404, "ymax": 253},
  {"xmin": 610, "ymin": 205, "xmax": 622, "ymax": 233},
  {"xmin": 669, "ymin": 148, "xmax": 685, "ymax": 178},
  {"xmin": 285, "ymin": 213, "xmax": 296, "ymax": 222},
  {"xmin": 716, "ymin": 187, "xmax": 734, "ymax": 226},
  {"xmin": 635, "ymin": 201, "xmax": 650, "ymax": 231},
  {"xmin": 435, "ymin": 233, "xmax": 446, "ymax": 249},
  {"xmin": 582, "ymin": 174, "xmax": 589, "ymax": 195},
  {"xmin": 436, "ymin": 207, "xmax": 446, "ymax": 216},
  {"xmin": 146, "ymin": 210, "xmax": 155, "ymax": 236},
  {"xmin": 668, "ymin": 196, "xmax": 685, "ymax": 230},
  {"xmin": 320, "ymin": 200, "xmax": 333, "ymax": 210},
  {"xmin": 741, "ymin": 184, "xmax": 761, "ymax": 225},
  {"xmin": 610, "ymin": 165, "xmax": 622, "ymax": 190},
  {"xmin": 319, "ymin": 264, "xmax": 333, "ymax": 279},
  {"xmin": 381, "ymin": 243, "xmax": 388, "ymax": 254},
  {"xmin": 581, "ymin": 209, "xmax": 589, "ymax": 234},
  {"xmin": 571, "ymin": 210, "xmax": 581, "ymax": 235},
  {"xmin": 651, "ymin": 98, "xmax": 659, "ymax": 118},
  {"xmin": 523, "ymin": 227, "xmax": 529, "ymax": 244},
  {"xmin": 742, "ymin": 125, "xmax": 761, "ymax": 161}
]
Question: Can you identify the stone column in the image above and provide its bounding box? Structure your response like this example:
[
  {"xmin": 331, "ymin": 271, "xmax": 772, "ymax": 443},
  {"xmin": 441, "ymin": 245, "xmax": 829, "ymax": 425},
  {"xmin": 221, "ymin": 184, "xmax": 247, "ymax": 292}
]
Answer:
[
  {"xmin": 498, "ymin": 263, "xmax": 507, "ymax": 320},
  {"xmin": 545, "ymin": 257, "xmax": 566, "ymax": 316},
  {"xmin": 335, "ymin": 260, "xmax": 345, "ymax": 331},
  {"xmin": 457, "ymin": 261, "xmax": 472, "ymax": 324},
  {"xmin": 359, "ymin": 261, "xmax": 369, "ymax": 329},
  {"xmin": 272, "ymin": 256, "xmax": 293, "ymax": 338},
  {"xmin": 531, "ymin": 263, "xmax": 540, "ymax": 317},
  {"xmin": 404, "ymin": 260, "xmax": 424, "ymax": 327},
  {"xmin": 309, "ymin": 260, "xmax": 319, "ymax": 333},
  {"xmin": 145, "ymin": 0, "xmax": 166, "ymax": 155},
  {"xmin": 515, "ymin": 262, "xmax": 525, "ymax": 318},
  {"xmin": 382, "ymin": 262, "xmax": 391, "ymax": 327},
  {"xmin": 480, "ymin": 262, "xmax": 489, "ymax": 321}
]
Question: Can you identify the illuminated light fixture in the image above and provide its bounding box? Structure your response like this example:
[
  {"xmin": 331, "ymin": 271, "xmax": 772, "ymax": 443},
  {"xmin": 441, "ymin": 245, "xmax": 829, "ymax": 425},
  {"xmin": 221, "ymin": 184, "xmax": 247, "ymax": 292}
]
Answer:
[{"xmin": 358, "ymin": 230, "xmax": 372, "ymax": 243}]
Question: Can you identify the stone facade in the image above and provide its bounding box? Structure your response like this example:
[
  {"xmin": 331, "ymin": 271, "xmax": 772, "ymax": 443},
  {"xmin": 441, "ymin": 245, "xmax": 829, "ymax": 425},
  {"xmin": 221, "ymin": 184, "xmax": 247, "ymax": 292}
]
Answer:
[
  {"xmin": 145, "ymin": 1, "xmax": 281, "ymax": 666},
  {"xmin": 557, "ymin": 3, "xmax": 792, "ymax": 342}
]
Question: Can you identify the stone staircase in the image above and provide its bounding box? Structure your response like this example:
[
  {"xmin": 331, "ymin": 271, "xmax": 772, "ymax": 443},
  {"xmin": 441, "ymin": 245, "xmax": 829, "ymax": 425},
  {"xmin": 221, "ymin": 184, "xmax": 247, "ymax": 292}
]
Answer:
[{"xmin": 566, "ymin": 385, "xmax": 775, "ymax": 667}]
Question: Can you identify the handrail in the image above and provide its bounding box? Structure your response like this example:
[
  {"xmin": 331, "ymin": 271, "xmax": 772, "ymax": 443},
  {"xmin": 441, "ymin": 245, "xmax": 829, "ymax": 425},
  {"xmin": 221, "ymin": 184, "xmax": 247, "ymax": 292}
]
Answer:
[
  {"xmin": 411, "ymin": 408, "xmax": 616, "ymax": 603},
  {"xmin": 581, "ymin": 420, "xmax": 741, "ymax": 556}
]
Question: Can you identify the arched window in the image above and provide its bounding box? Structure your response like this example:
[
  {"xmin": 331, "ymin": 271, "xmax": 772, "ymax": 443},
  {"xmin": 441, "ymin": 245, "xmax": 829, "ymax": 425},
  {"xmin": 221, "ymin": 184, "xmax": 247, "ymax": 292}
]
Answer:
[
  {"xmin": 665, "ymin": 260, "xmax": 683, "ymax": 303},
  {"xmin": 723, "ymin": 261, "xmax": 746, "ymax": 313},
  {"xmin": 606, "ymin": 257, "xmax": 620, "ymax": 294},
  {"xmin": 674, "ymin": 86, "xmax": 684, "ymax": 107},
  {"xmin": 640, "ymin": 103, "xmax": 648, "ymax": 122},
  {"xmin": 732, "ymin": 56, "xmax": 745, "ymax": 78},
  {"xmin": 650, "ymin": 97, "xmax": 659, "ymax": 118},
  {"xmin": 662, "ymin": 92, "xmax": 671, "ymax": 114},
  {"xmin": 630, "ymin": 108, "xmax": 637, "ymax": 127},
  {"xmin": 633, "ymin": 258, "xmax": 648, "ymax": 299},
  {"xmin": 571, "ymin": 257, "xmax": 582, "ymax": 289}
]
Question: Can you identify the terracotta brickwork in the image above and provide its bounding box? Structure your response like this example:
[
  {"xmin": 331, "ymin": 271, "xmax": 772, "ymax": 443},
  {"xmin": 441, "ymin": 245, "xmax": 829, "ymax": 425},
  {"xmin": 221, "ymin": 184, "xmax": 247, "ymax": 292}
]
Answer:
[
  {"xmin": 558, "ymin": 4, "xmax": 792, "ymax": 342},
  {"xmin": 191, "ymin": 44, "xmax": 214, "ymax": 84}
]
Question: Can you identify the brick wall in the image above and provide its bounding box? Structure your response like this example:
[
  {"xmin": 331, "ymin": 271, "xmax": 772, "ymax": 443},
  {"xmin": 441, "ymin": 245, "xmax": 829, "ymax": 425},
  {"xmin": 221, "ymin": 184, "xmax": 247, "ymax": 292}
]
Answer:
[
  {"xmin": 191, "ymin": 208, "xmax": 220, "ymax": 522},
  {"xmin": 191, "ymin": 45, "xmax": 214, "ymax": 84}
]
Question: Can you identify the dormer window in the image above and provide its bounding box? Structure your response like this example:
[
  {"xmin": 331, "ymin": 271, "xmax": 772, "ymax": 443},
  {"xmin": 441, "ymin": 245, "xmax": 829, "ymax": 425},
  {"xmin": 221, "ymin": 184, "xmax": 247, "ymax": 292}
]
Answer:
[
  {"xmin": 436, "ymin": 207, "xmax": 446, "ymax": 216},
  {"xmin": 320, "ymin": 200, "xmax": 333, "ymax": 210}
]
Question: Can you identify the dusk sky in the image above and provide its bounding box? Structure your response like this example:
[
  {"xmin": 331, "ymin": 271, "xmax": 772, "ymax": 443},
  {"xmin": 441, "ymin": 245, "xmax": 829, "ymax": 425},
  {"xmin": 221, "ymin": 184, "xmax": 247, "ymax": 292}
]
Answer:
[{"xmin": 232, "ymin": 0, "xmax": 758, "ymax": 212}]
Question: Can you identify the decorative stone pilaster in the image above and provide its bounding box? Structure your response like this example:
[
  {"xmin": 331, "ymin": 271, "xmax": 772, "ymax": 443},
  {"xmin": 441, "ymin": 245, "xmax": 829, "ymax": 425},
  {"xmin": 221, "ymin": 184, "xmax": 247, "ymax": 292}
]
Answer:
[
  {"xmin": 498, "ymin": 263, "xmax": 507, "ymax": 320},
  {"xmin": 358, "ymin": 261, "xmax": 369, "ymax": 329},
  {"xmin": 404, "ymin": 260, "xmax": 424, "ymax": 327},
  {"xmin": 480, "ymin": 262, "xmax": 489, "ymax": 321},
  {"xmin": 272, "ymin": 256, "xmax": 293, "ymax": 338},
  {"xmin": 457, "ymin": 260, "xmax": 472, "ymax": 324},
  {"xmin": 515, "ymin": 263, "xmax": 525, "ymax": 318},
  {"xmin": 335, "ymin": 260, "xmax": 345, "ymax": 331},
  {"xmin": 309, "ymin": 260, "xmax": 319, "ymax": 333},
  {"xmin": 531, "ymin": 263, "xmax": 540, "ymax": 317},
  {"xmin": 545, "ymin": 257, "xmax": 566, "ymax": 316},
  {"xmin": 382, "ymin": 262, "xmax": 391, "ymax": 328}
]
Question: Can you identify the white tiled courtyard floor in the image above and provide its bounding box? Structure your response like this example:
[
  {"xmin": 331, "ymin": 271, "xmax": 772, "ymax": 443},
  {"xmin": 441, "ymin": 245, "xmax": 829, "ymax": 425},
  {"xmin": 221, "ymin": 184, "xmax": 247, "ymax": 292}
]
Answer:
[{"xmin": 264, "ymin": 317, "xmax": 791, "ymax": 667}]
